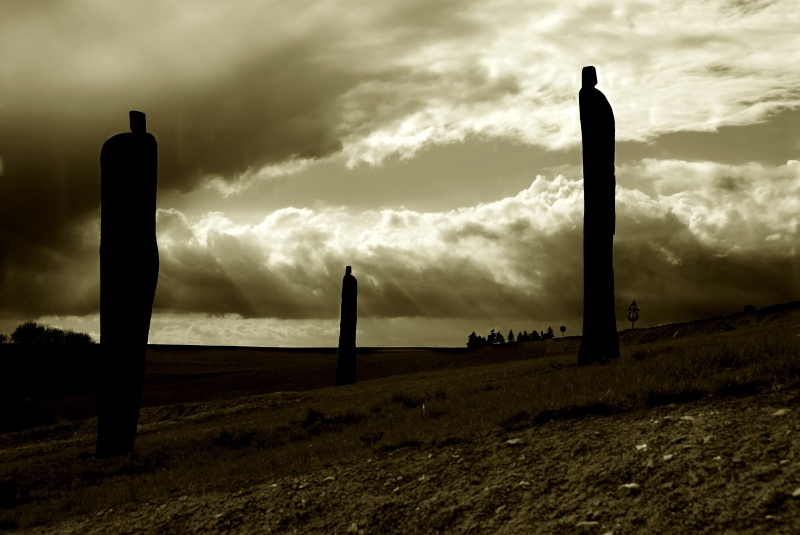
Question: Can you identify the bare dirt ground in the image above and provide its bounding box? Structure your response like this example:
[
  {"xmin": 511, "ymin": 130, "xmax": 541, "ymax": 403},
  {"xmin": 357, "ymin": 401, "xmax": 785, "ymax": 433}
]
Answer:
[{"xmin": 21, "ymin": 383, "xmax": 800, "ymax": 534}]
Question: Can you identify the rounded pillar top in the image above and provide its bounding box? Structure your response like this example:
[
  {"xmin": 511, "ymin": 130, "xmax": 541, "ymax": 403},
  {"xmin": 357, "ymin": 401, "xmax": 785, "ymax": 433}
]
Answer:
[
  {"xmin": 345, "ymin": 266, "xmax": 352, "ymax": 275},
  {"xmin": 130, "ymin": 111, "xmax": 146, "ymax": 133},
  {"xmin": 582, "ymin": 66, "xmax": 597, "ymax": 88}
]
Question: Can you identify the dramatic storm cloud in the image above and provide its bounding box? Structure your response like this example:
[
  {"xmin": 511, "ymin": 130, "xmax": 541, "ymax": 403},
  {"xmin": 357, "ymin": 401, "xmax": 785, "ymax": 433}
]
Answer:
[
  {"xmin": 150, "ymin": 160, "xmax": 799, "ymax": 344},
  {"xmin": 1, "ymin": 0, "xmax": 798, "ymax": 345}
]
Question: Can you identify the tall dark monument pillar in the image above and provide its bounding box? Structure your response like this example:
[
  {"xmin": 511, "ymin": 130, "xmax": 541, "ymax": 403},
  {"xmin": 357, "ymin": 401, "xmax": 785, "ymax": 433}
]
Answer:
[
  {"xmin": 335, "ymin": 266, "xmax": 357, "ymax": 386},
  {"xmin": 577, "ymin": 67, "xmax": 620, "ymax": 365},
  {"xmin": 97, "ymin": 111, "xmax": 159, "ymax": 457}
]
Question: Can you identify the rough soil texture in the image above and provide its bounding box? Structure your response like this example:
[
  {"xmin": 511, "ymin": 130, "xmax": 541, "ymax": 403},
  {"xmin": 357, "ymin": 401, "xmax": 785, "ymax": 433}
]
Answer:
[{"xmin": 21, "ymin": 384, "xmax": 800, "ymax": 534}]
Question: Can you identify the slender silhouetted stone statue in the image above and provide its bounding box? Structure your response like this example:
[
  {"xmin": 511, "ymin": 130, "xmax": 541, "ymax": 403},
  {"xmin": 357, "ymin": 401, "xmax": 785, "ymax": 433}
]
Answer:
[
  {"xmin": 577, "ymin": 66, "xmax": 620, "ymax": 365},
  {"xmin": 97, "ymin": 111, "xmax": 159, "ymax": 457},
  {"xmin": 336, "ymin": 266, "xmax": 357, "ymax": 385}
]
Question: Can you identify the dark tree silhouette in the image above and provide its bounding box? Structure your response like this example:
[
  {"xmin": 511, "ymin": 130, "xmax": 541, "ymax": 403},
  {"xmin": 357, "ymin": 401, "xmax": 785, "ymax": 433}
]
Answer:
[
  {"xmin": 65, "ymin": 330, "xmax": 94, "ymax": 344},
  {"xmin": 464, "ymin": 327, "xmax": 574, "ymax": 345},
  {"xmin": 466, "ymin": 327, "xmax": 574, "ymax": 345},
  {"xmin": 577, "ymin": 66, "xmax": 620, "ymax": 365},
  {"xmin": 467, "ymin": 331, "xmax": 477, "ymax": 348},
  {"xmin": 97, "ymin": 111, "xmax": 159, "ymax": 458},
  {"xmin": 743, "ymin": 304, "xmax": 756, "ymax": 314},
  {"xmin": 10, "ymin": 321, "xmax": 95, "ymax": 345},
  {"xmin": 467, "ymin": 331, "xmax": 488, "ymax": 349},
  {"xmin": 11, "ymin": 321, "xmax": 49, "ymax": 344},
  {"xmin": 335, "ymin": 266, "xmax": 357, "ymax": 386},
  {"xmin": 0, "ymin": 333, "xmax": 7, "ymax": 344},
  {"xmin": 560, "ymin": 325, "xmax": 566, "ymax": 337}
]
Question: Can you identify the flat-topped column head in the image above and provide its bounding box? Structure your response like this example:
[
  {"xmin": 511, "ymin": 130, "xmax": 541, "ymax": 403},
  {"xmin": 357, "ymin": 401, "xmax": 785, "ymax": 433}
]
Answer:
[
  {"xmin": 582, "ymin": 66, "xmax": 597, "ymax": 88},
  {"xmin": 130, "ymin": 111, "xmax": 146, "ymax": 133},
  {"xmin": 345, "ymin": 266, "xmax": 352, "ymax": 276}
]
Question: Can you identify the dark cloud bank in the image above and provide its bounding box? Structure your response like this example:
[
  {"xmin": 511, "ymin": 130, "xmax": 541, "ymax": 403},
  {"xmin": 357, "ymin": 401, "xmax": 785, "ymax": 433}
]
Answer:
[
  {"xmin": 2, "ymin": 1, "xmax": 798, "ymax": 341},
  {"xmin": 147, "ymin": 202, "xmax": 798, "ymax": 332}
]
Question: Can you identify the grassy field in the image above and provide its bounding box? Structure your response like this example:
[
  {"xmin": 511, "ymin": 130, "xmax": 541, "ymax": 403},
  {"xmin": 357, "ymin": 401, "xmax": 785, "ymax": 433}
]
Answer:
[
  {"xmin": 1, "ymin": 302, "xmax": 800, "ymax": 530},
  {"xmin": 35, "ymin": 343, "xmax": 567, "ymax": 421}
]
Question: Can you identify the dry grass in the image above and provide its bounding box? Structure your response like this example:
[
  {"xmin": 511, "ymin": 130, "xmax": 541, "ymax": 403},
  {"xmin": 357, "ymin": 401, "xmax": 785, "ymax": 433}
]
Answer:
[{"xmin": 2, "ymin": 305, "xmax": 800, "ymax": 530}]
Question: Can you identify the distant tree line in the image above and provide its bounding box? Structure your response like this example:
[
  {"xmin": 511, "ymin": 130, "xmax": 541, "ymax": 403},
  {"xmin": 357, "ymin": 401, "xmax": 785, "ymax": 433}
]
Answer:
[
  {"xmin": 467, "ymin": 326, "xmax": 556, "ymax": 348},
  {"xmin": 0, "ymin": 320, "xmax": 95, "ymax": 345}
]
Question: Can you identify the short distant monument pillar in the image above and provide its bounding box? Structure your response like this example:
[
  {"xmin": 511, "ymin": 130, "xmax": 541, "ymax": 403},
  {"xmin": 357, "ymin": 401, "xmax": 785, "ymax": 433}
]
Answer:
[
  {"xmin": 577, "ymin": 66, "xmax": 620, "ymax": 365},
  {"xmin": 97, "ymin": 111, "xmax": 159, "ymax": 457},
  {"xmin": 336, "ymin": 266, "xmax": 357, "ymax": 386}
]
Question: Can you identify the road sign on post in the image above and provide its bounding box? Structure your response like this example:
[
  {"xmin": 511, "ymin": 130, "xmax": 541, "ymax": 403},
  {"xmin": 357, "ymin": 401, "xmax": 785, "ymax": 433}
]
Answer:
[{"xmin": 627, "ymin": 300, "xmax": 640, "ymax": 329}]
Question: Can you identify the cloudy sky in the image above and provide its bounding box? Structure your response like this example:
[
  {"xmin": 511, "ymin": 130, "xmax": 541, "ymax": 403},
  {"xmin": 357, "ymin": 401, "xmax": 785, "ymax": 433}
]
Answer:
[{"xmin": 1, "ymin": 0, "xmax": 798, "ymax": 347}]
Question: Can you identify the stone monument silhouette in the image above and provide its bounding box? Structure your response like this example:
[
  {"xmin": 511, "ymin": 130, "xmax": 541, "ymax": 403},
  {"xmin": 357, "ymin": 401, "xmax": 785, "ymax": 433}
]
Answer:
[
  {"xmin": 577, "ymin": 67, "xmax": 620, "ymax": 365},
  {"xmin": 335, "ymin": 266, "xmax": 357, "ymax": 385},
  {"xmin": 97, "ymin": 111, "xmax": 159, "ymax": 457}
]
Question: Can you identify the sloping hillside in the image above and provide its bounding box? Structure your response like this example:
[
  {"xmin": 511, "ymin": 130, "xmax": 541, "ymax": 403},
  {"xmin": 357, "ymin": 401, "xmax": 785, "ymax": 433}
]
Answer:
[{"xmin": 1, "ymin": 301, "xmax": 799, "ymax": 532}]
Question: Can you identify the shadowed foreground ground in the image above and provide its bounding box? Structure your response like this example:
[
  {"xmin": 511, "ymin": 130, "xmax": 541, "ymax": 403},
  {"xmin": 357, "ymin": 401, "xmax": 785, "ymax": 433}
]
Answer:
[
  {"xmin": 11, "ymin": 383, "xmax": 800, "ymax": 534},
  {"xmin": 2, "ymin": 303, "xmax": 800, "ymax": 533}
]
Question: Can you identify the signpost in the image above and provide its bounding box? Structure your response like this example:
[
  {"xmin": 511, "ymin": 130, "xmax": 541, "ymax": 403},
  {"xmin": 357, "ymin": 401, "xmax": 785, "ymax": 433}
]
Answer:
[{"xmin": 627, "ymin": 300, "xmax": 640, "ymax": 330}]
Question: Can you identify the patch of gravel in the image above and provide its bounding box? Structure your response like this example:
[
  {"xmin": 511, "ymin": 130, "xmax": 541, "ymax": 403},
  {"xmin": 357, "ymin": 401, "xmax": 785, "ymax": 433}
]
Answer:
[{"xmin": 21, "ymin": 385, "xmax": 800, "ymax": 534}]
